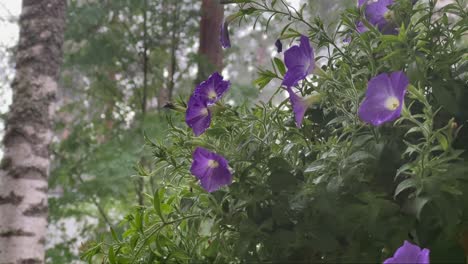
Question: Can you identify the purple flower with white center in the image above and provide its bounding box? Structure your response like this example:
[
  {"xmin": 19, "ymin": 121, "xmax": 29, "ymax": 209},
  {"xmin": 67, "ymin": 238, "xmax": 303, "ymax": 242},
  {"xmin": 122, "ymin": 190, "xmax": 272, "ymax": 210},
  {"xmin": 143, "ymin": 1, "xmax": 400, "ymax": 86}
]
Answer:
[
  {"xmin": 358, "ymin": 71, "xmax": 408, "ymax": 126},
  {"xmin": 220, "ymin": 20, "xmax": 231, "ymax": 48},
  {"xmin": 287, "ymin": 87, "xmax": 321, "ymax": 127},
  {"xmin": 190, "ymin": 147, "xmax": 232, "ymax": 193},
  {"xmin": 358, "ymin": 0, "xmax": 397, "ymax": 34},
  {"xmin": 383, "ymin": 240, "xmax": 430, "ymax": 264},
  {"xmin": 275, "ymin": 39, "xmax": 283, "ymax": 53},
  {"xmin": 185, "ymin": 72, "xmax": 230, "ymax": 136},
  {"xmin": 282, "ymin": 35, "xmax": 315, "ymax": 87},
  {"xmin": 193, "ymin": 72, "xmax": 230, "ymax": 105},
  {"xmin": 185, "ymin": 95, "xmax": 211, "ymax": 136}
]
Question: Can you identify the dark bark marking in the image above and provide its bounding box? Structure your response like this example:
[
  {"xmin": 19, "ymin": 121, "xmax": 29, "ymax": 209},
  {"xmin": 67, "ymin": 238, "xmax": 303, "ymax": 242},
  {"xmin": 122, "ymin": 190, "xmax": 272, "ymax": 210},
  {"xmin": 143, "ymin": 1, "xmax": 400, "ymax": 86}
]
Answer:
[
  {"xmin": 0, "ymin": 229, "xmax": 35, "ymax": 237},
  {"xmin": 0, "ymin": 157, "xmax": 12, "ymax": 170},
  {"xmin": 37, "ymin": 237, "xmax": 46, "ymax": 245},
  {"xmin": 22, "ymin": 200, "xmax": 47, "ymax": 217},
  {"xmin": 35, "ymin": 186, "xmax": 48, "ymax": 193},
  {"xmin": 9, "ymin": 166, "xmax": 47, "ymax": 180},
  {"xmin": 0, "ymin": 191, "xmax": 24, "ymax": 206},
  {"xmin": 3, "ymin": 125, "xmax": 49, "ymax": 152},
  {"xmin": 17, "ymin": 259, "xmax": 42, "ymax": 264}
]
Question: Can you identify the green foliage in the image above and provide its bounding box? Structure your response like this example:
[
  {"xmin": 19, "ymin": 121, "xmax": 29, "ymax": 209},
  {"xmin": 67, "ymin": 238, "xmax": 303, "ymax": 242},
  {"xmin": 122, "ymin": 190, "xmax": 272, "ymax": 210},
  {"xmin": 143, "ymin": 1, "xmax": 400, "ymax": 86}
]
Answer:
[
  {"xmin": 83, "ymin": 0, "xmax": 468, "ymax": 263},
  {"xmin": 48, "ymin": 0, "xmax": 202, "ymax": 262}
]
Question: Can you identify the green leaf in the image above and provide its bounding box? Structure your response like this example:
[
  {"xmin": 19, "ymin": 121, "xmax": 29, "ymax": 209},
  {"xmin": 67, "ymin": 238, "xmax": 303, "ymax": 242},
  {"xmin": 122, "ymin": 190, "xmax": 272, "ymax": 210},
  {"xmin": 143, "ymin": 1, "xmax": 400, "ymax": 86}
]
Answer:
[
  {"xmin": 108, "ymin": 246, "xmax": 116, "ymax": 264},
  {"xmin": 394, "ymin": 178, "xmax": 417, "ymax": 198},
  {"xmin": 153, "ymin": 189, "xmax": 164, "ymax": 222},
  {"xmin": 304, "ymin": 163, "xmax": 325, "ymax": 173},
  {"xmin": 253, "ymin": 70, "xmax": 277, "ymax": 90},
  {"xmin": 345, "ymin": 151, "xmax": 375, "ymax": 164},
  {"xmin": 403, "ymin": 196, "xmax": 430, "ymax": 220},
  {"xmin": 110, "ymin": 227, "xmax": 118, "ymax": 242},
  {"xmin": 273, "ymin": 58, "xmax": 286, "ymax": 76},
  {"xmin": 435, "ymin": 133, "xmax": 449, "ymax": 151}
]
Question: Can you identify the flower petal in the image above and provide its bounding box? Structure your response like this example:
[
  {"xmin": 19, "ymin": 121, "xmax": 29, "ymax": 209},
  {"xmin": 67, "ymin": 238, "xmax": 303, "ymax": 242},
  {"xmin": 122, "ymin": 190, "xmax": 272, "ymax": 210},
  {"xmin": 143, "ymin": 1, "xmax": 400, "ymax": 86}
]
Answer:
[
  {"xmin": 220, "ymin": 20, "xmax": 231, "ymax": 48},
  {"xmin": 388, "ymin": 71, "xmax": 409, "ymax": 98},
  {"xmin": 190, "ymin": 147, "xmax": 232, "ymax": 193},
  {"xmin": 194, "ymin": 72, "xmax": 231, "ymax": 105},
  {"xmin": 356, "ymin": 21, "xmax": 369, "ymax": 33},
  {"xmin": 365, "ymin": 0, "xmax": 397, "ymax": 34},
  {"xmin": 199, "ymin": 165, "xmax": 232, "ymax": 192},
  {"xmin": 384, "ymin": 241, "xmax": 430, "ymax": 264},
  {"xmin": 417, "ymin": 249, "xmax": 430, "ymax": 264},
  {"xmin": 358, "ymin": 71, "xmax": 408, "ymax": 126},
  {"xmin": 283, "ymin": 65, "xmax": 308, "ymax": 88},
  {"xmin": 190, "ymin": 147, "xmax": 214, "ymax": 179},
  {"xmin": 287, "ymin": 87, "xmax": 309, "ymax": 127},
  {"xmin": 282, "ymin": 35, "xmax": 314, "ymax": 87},
  {"xmin": 185, "ymin": 95, "xmax": 211, "ymax": 136}
]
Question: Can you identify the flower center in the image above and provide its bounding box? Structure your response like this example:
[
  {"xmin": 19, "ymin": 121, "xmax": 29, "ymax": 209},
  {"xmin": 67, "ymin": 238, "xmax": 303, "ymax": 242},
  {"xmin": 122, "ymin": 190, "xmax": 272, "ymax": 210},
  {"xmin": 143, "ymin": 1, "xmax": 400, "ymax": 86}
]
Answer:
[
  {"xmin": 208, "ymin": 90, "xmax": 217, "ymax": 100},
  {"xmin": 385, "ymin": 96, "xmax": 400, "ymax": 111},
  {"xmin": 200, "ymin": 108, "xmax": 209, "ymax": 116},
  {"xmin": 207, "ymin": 159, "xmax": 219, "ymax": 168},
  {"xmin": 384, "ymin": 10, "xmax": 394, "ymax": 21}
]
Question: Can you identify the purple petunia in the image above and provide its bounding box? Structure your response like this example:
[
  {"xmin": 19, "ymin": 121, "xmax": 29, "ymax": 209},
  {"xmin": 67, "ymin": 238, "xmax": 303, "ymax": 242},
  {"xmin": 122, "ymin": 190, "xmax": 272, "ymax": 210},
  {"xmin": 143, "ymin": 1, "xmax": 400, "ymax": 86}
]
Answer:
[
  {"xmin": 282, "ymin": 35, "xmax": 315, "ymax": 87},
  {"xmin": 185, "ymin": 72, "xmax": 230, "ymax": 136},
  {"xmin": 220, "ymin": 20, "xmax": 231, "ymax": 49},
  {"xmin": 185, "ymin": 95, "xmax": 211, "ymax": 136},
  {"xmin": 383, "ymin": 240, "xmax": 430, "ymax": 264},
  {"xmin": 358, "ymin": 0, "xmax": 397, "ymax": 34},
  {"xmin": 194, "ymin": 72, "xmax": 230, "ymax": 106},
  {"xmin": 358, "ymin": 71, "xmax": 408, "ymax": 126},
  {"xmin": 286, "ymin": 87, "xmax": 321, "ymax": 127},
  {"xmin": 190, "ymin": 147, "xmax": 232, "ymax": 193}
]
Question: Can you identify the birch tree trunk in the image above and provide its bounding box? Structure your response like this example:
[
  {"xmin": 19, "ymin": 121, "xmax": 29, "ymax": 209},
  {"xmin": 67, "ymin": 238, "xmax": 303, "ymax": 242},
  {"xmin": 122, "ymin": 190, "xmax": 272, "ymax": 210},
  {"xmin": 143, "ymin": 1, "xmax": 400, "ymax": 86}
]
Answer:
[{"xmin": 0, "ymin": 0, "xmax": 66, "ymax": 263}]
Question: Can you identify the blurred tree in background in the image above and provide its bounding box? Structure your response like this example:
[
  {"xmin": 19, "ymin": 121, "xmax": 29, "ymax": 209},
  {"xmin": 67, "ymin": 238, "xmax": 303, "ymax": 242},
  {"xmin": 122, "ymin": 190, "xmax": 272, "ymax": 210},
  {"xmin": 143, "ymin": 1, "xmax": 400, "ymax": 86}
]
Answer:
[{"xmin": 47, "ymin": 0, "xmax": 200, "ymax": 261}]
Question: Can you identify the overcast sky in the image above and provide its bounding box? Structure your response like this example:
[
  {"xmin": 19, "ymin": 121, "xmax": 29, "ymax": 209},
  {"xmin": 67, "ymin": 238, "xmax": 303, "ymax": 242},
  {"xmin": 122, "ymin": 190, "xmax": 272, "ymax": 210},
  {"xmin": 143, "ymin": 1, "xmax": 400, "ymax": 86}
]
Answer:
[
  {"xmin": 0, "ymin": 0, "xmax": 20, "ymax": 115},
  {"xmin": 0, "ymin": 0, "xmax": 20, "ymax": 46}
]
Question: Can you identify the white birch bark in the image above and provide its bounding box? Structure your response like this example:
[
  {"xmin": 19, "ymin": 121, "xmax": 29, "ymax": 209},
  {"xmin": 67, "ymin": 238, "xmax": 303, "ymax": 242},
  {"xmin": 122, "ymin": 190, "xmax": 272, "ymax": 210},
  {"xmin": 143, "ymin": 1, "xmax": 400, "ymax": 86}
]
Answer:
[{"xmin": 0, "ymin": 0, "xmax": 66, "ymax": 263}]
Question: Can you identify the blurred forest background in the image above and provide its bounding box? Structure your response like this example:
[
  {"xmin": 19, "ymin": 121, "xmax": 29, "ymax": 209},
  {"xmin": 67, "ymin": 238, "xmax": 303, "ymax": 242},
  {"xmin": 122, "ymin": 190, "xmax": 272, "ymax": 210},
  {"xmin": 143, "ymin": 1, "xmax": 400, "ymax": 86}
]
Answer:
[{"xmin": 0, "ymin": 0, "xmax": 354, "ymax": 262}]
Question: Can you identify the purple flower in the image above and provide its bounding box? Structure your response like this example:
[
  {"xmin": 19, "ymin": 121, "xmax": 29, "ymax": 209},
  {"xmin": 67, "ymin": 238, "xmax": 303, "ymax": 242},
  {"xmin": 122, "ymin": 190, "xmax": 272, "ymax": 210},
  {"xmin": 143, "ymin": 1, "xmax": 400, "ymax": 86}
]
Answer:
[
  {"xmin": 383, "ymin": 240, "xmax": 430, "ymax": 264},
  {"xmin": 287, "ymin": 87, "xmax": 321, "ymax": 127},
  {"xmin": 275, "ymin": 39, "xmax": 283, "ymax": 53},
  {"xmin": 356, "ymin": 21, "xmax": 369, "ymax": 33},
  {"xmin": 358, "ymin": 0, "xmax": 397, "ymax": 34},
  {"xmin": 282, "ymin": 35, "xmax": 315, "ymax": 87},
  {"xmin": 220, "ymin": 20, "xmax": 231, "ymax": 49},
  {"xmin": 193, "ymin": 72, "xmax": 230, "ymax": 105},
  {"xmin": 185, "ymin": 95, "xmax": 211, "ymax": 136},
  {"xmin": 190, "ymin": 147, "xmax": 232, "ymax": 193},
  {"xmin": 358, "ymin": 71, "xmax": 408, "ymax": 126},
  {"xmin": 185, "ymin": 72, "xmax": 230, "ymax": 136}
]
